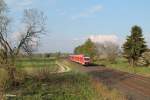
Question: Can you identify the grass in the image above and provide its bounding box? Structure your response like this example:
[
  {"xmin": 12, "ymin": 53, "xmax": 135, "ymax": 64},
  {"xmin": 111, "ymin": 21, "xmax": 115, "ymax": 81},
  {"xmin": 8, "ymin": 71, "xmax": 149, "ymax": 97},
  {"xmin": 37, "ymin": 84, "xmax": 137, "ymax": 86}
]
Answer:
[
  {"xmin": 5, "ymin": 71, "xmax": 126, "ymax": 100},
  {"xmin": 16, "ymin": 57, "xmax": 56, "ymax": 68},
  {"xmin": 15, "ymin": 57, "xmax": 59, "ymax": 73},
  {"xmin": 59, "ymin": 60, "xmax": 127, "ymax": 100},
  {"xmin": 5, "ymin": 72, "xmax": 99, "ymax": 100},
  {"xmin": 1, "ymin": 58, "xmax": 127, "ymax": 100},
  {"xmin": 95, "ymin": 57, "xmax": 150, "ymax": 76}
]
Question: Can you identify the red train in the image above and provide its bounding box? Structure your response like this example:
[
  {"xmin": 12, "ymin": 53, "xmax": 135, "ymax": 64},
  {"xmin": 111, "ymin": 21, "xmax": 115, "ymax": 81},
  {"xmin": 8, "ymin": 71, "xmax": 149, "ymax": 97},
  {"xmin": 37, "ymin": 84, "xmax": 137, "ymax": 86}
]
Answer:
[{"xmin": 69, "ymin": 54, "xmax": 91, "ymax": 65}]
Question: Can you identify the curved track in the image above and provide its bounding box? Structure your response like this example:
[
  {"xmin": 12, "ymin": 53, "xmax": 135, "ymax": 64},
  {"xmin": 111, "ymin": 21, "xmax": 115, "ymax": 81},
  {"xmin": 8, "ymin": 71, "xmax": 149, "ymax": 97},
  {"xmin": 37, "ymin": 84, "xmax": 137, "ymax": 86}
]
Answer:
[{"xmin": 69, "ymin": 61, "xmax": 150, "ymax": 100}]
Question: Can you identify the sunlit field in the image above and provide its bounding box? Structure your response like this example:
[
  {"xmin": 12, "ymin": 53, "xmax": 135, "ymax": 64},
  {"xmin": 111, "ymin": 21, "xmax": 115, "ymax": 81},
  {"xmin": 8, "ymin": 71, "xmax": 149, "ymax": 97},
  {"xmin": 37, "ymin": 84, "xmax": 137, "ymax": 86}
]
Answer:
[
  {"xmin": 95, "ymin": 57, "xmax": 150, "ymax": 77},
  {"xmin": 16, "ymin": 57, "xmax": 56, "ymax": 68}
]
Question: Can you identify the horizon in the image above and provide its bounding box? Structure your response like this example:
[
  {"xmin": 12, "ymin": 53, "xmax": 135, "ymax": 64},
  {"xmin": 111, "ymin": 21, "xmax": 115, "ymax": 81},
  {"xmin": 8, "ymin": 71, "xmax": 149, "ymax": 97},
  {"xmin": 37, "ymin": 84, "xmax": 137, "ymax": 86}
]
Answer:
[{"xmin": 6, "ymin": 0, "xmax": 150, "ymax": 53}]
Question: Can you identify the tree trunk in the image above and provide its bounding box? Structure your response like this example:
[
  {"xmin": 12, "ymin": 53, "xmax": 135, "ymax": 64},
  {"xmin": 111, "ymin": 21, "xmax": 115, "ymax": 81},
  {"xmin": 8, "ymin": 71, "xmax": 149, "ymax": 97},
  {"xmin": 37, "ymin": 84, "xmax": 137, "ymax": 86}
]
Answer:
[
  {"xmin": 128, "ymin": 57, "xmax": 134, "ymax": 67},
  {"xmin": 0, "ymin": 87, "xmax": 5, "ymax": 100},
  {"xmin": 7, "ymin": 65, "xmax": 17, "ymax": 85},
  {"xmin": 131, "ymin": 58, "xmax": 134, "ymax": 67},
  {"xmin": 130, "ymin": 58, "xmax": 136, "ymax": 73},
  {"xmin": 6, "ymin": 54, "xmax": 17, "ymax": 86}
]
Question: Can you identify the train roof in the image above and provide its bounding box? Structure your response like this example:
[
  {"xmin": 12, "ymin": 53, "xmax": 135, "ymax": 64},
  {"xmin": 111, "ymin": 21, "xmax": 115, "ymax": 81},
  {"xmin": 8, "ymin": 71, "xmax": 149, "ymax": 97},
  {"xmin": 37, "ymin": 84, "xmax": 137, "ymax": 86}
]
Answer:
[
  {"xmin": 69, "ymin": 54, "xmax": 84, "ymax": 56},
  {"xmin": 84, "ymin": 57, "xmax": 90, "ymax": 58},
  {"xmin": 69, "ymin": 54, "xmax": 90, "ymax": 58}
]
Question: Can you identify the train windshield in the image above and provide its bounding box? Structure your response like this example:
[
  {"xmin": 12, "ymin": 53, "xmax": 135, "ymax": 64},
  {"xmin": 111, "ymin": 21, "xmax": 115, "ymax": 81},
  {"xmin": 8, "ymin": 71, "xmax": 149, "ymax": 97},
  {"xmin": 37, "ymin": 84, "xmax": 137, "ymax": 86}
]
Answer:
[{"xmin": 84, "ymin": 57, "xmax": 90, "ymax": 60}]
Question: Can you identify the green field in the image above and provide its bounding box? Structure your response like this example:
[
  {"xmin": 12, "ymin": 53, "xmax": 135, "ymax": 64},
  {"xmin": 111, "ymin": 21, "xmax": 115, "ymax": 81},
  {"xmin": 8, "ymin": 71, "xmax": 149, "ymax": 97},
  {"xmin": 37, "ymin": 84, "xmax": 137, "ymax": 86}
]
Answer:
[
  {"xmin": 16, "ymin": 58, "xmax": 56, "ymax": 68},
  {"xmin": 95, "ymin": 57, "xmax": 150, "ymax": 77},
  {"xmin": 15, "ymin": 57, "xmax": 60, "ymax": 74}
]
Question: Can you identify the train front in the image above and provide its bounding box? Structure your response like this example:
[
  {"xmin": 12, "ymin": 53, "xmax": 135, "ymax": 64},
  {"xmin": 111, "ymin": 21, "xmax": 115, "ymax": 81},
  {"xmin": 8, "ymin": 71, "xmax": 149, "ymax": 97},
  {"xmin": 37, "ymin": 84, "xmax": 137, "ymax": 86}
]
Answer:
[{"xmin": 84, "ymin": 57, "xmax": 91, "ymax": 65}]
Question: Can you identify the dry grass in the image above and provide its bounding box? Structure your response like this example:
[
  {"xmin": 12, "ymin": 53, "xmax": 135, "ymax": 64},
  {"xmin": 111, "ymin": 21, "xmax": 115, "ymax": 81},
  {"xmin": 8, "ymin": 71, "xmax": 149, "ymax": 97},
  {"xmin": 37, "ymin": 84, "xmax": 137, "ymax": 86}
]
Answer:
[
  {"xmin": 91, "ymin": 79, "xmax": 127, "ymax": 100},
  {"xmin": 60, "ymin": 60, "xmax": 127, "ymax": 100},
  {"xmin": 0, "ymin": 68, "xmax": 9, "ymax": 99},
  {"xmin": 24, "ymin": 67, "xmax": 53, "ymax": 81}
]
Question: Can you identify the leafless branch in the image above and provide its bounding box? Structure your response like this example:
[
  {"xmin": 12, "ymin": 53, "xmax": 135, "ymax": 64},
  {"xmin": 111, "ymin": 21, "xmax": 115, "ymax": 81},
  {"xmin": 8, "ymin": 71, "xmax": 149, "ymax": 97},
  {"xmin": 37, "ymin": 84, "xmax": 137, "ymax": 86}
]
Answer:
[{"xmin": 16, "ymin": 9, "xmax": 46, "ymax": 55}]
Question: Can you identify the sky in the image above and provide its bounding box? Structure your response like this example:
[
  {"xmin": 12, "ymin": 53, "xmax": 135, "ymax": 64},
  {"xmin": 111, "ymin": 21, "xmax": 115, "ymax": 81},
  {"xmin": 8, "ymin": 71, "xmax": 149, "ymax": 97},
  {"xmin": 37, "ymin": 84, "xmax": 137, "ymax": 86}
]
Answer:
[{"xmin": 5, "ymin": 0, "xmax": 150, "ymax": 53}]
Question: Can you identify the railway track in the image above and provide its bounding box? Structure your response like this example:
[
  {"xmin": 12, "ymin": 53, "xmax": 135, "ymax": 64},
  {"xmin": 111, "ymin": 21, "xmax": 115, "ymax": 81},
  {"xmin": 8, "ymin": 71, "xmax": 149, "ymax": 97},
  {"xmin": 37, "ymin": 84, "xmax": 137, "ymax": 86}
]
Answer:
[{"xmin": 68, "ymin": 61, "xmax": 150, "ymax": 100}]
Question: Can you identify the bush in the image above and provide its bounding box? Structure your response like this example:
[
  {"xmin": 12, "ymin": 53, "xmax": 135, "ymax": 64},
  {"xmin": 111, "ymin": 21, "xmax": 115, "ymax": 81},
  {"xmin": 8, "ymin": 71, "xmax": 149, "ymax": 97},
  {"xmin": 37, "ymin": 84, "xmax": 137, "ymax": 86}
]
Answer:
[
  {"xmin": 0, "ymin": 68, "xmax": 9, "ymax": 98},
  {"xmin": 14, "ymin": 69, "xmax": 27, "ymax": 85},
  {"xmin": 29, "ymin": 67, "xmax": 52, "ymax": 81},
  {"xmin": 137, "ymin": 51, "xmax": 150, "ymax": 66},
  {"xmin": 142, "ymin": 51, "xmax": 150, "ymax": 64},
  {"xmin": 136, "ymin": 57, "xmax": 148, "ymax": 66}
]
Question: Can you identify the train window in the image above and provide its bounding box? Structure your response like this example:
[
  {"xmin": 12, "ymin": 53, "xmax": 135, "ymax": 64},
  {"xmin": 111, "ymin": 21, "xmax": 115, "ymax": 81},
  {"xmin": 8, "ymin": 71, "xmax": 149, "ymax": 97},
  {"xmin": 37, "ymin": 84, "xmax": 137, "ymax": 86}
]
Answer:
[{"xmin": 84, "ymin": 57, "xmax": 90, "ymax": 60}]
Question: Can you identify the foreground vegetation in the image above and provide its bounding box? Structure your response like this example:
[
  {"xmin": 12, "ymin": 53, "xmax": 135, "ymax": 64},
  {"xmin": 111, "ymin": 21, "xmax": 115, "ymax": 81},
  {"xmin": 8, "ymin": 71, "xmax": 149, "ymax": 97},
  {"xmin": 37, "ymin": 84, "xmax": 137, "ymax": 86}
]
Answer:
[
  {"xmin": 5, "ymin": 72, "xmax": 98, "ymax": 100},
  {"xmin": 4, "ymin": 72, "xmax": 126, "ymax": 100},
  {"xmin": 0, "ymin": 58, "xmax": 127, "ymax": 100}
]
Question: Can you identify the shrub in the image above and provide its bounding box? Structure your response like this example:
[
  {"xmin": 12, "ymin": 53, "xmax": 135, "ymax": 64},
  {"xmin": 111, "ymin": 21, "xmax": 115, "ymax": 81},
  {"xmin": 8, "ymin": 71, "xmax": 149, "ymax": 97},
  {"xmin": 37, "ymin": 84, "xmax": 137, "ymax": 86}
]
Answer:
[
  {"xmin": 0, "ymin": 68, "xmax": 9, "ymax": 99},
  {"xmin": 142, "ymin": 51, "xmax": 150, "ymax": 65},
  {"xmin": 136, "ymin": 57, "xmax": 148, "ymax": 66},
  {"xmin": 136, "ymin": 51, "xmax": 150, "ymax": 66},
  {"xmin": 30, "ymin": 67, "xmax": 52, "ymax": 81},
  {"xmin": 14, "ymin": 69, "xmax": 27, "ymax": 85}
]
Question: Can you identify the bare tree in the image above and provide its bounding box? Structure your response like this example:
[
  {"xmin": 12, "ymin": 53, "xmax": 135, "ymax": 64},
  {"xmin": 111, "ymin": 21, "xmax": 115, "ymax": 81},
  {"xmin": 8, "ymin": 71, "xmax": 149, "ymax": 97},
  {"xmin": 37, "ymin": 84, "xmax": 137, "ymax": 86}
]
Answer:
[
  {"xmin": 0, "ymin": 4, "xmax": 46, "ymax": 86},
  {"xmin": 104, "ymin": 42, "xmax": 120, "ymax": 62},
  {"xmin": 0, "ymin": 8, "xmax": 46, "ymax": 63},
  {"xmin": 16, "ymin": 9, "xmax": 46, "ymax": 55},
  {"xmin": 0, "ymin": 0, "xmax": 11, "ymax": 64},
  {"xmin": 96, "ymin": 42, "xmax": 120, "ymax": 62}
]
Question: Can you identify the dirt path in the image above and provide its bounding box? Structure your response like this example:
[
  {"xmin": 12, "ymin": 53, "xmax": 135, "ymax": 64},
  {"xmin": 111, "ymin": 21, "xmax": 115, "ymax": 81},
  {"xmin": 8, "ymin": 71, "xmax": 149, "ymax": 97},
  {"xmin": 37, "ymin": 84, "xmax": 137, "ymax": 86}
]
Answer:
[
  {"xmin": 68, "ymin": 61, "xmax": 150, "ymax": 100},
  {"xmin": 56, "ymin": 61, "xmax": 71, "ymax": 73}
]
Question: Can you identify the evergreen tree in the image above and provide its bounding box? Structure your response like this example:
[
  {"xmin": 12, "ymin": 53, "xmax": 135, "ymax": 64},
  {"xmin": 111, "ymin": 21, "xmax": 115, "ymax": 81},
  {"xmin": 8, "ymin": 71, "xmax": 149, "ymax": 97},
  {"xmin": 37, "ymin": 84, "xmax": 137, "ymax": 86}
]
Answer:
[{"xmin": 123, "ymin": 25, "xmax": 147, "ymax": 67}]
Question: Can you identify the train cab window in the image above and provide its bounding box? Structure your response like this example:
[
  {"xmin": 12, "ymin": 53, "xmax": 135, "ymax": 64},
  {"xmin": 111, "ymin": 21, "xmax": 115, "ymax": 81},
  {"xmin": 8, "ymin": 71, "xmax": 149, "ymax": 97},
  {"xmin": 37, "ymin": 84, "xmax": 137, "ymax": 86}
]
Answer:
[{"xmin": 84, "ymin": 57, "xmax": 90, "ymax": 61}]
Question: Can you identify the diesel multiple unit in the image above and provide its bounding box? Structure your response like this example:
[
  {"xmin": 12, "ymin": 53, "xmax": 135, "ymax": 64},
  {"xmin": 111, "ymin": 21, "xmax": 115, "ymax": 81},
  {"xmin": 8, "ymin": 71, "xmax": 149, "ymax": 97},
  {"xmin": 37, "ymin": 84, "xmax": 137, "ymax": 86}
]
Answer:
[{"xmin": 69, "ymin": 54, "xmax": 90, "ymax": 65}]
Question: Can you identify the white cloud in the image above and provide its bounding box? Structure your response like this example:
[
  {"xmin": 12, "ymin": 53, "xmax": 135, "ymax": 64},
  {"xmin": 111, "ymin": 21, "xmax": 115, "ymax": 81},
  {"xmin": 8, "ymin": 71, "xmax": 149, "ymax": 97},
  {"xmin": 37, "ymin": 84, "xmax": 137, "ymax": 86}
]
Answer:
[
  {"xmin": 71, "ymin": 4, "xmax": 103, "ymax": 20},
  {"xmin": 89, "ymin": 5, "xmax": 103, "ymax": 13},
  {"xmin": 11, "ymin": 32, "xmax": 23, "ymax": 41},
  {"xmin": 89, "ymin": 34, "xmax": 119, "ymax": 44}
]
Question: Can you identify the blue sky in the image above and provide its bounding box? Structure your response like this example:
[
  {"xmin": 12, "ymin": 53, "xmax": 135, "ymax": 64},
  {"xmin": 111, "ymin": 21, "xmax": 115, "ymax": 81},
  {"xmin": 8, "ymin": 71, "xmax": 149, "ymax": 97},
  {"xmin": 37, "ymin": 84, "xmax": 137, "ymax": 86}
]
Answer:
[{"xmin": 5, "ymin": 0, "xmax": 150, "ymax": 53}]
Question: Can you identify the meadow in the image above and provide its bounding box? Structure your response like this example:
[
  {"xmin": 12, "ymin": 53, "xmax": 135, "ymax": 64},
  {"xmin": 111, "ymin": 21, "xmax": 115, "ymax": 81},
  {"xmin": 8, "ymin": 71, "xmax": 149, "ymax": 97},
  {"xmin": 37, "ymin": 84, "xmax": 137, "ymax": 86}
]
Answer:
[
  {"xmin": 16, "ymin": 57, "xmax": 56, "ymax": 68},
  {"xmin": 95, "ymin": 57, "xmax": 150, "ymax": 77}
]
